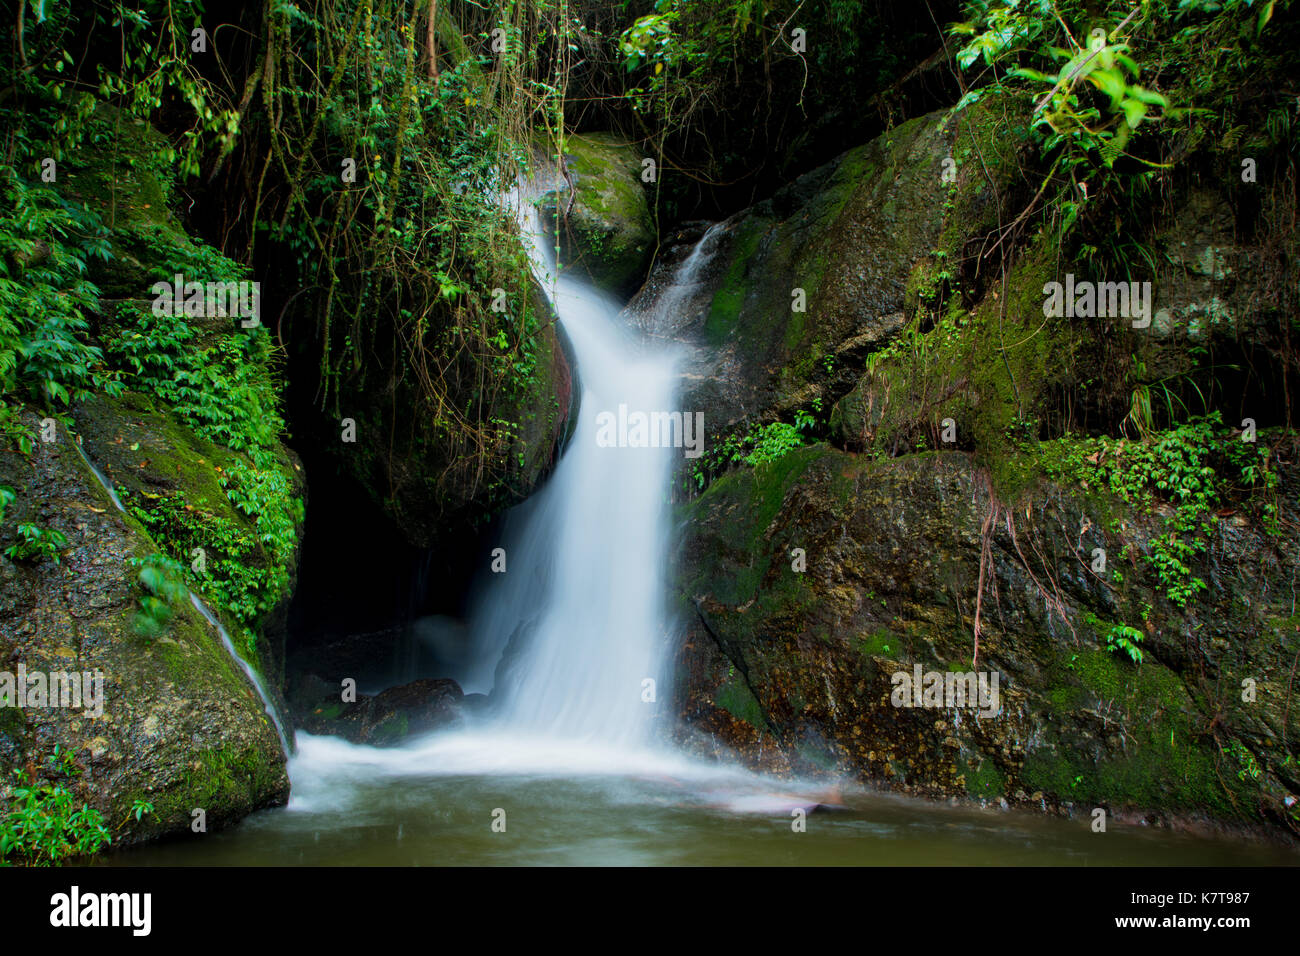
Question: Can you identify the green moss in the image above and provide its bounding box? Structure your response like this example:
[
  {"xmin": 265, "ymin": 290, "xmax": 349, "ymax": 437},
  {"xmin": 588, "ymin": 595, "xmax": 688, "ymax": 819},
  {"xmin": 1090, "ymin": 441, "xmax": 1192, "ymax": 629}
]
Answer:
[
  {"xmin": 705, "ymin": 218, "xmax": 764, "ymax": 345},
  {"xmin": 857, "ymin": 627, "xmax": 898, "ymax": 659},
  {"xmin": 715, "ymin": 678, "xmax": 767, "ymax": 731},
  {"xmin": 149, "ymin": 743, "xmax": 282, "ymax": 826},
  {"xmin": 541, "ymin": 131, "xmax": 655, "ymax": 296},
  {"xmin": 961, "ymin": 755, "xmax": 1006, "ymax": 799},
  {"xmin": 79, "ymin": 391, "xmax": 298, "ymax": 662},
  {"xmin": 1022, "ymin": 645, "xmax": 1255, "ymax": 817},
  {"xmin": 367, "ymin": 713, "xmax": 410, "ymax": 746}
]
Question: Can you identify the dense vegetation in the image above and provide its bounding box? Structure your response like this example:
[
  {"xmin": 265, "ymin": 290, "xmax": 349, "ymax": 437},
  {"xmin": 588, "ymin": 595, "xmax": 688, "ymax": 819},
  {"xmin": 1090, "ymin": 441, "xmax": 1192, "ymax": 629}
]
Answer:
[{"xmin": 1, "ymin": 0, "xmax": 1297, "ymax": 858}]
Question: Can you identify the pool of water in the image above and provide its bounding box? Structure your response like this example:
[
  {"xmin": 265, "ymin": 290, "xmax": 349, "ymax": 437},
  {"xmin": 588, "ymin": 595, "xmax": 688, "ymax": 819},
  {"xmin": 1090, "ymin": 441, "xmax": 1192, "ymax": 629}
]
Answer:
[{"xmin": 109, "ymin": 731, "xmax": 1297, "ymax": 866}]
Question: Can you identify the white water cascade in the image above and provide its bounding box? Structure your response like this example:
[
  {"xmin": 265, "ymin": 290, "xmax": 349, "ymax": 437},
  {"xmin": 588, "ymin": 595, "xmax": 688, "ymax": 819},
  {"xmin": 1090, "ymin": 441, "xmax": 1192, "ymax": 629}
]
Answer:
[
  {"xmin": 469, "ymin": 189, "xmax": 684, "ymax": 747},
  {"xmin": 279, "ymin": 189, "xmax": 843, "ymax": 818}
]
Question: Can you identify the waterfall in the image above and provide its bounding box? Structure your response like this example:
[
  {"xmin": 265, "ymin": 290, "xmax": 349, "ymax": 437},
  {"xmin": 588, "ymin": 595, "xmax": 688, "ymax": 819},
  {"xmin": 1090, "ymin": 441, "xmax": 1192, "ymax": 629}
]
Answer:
[
  {"xmin": 73, "ymin": 438, "xmax": 293, "ymax": 757},
  {"xmin": 188, "ymin": 594, "xmax": 292, "ymax": 757},
  {"xmin": 471, "ymin": 189, "xmax": 685, "ymax": 747},
  {"xmin": 281, "ymin": 198, "xmax": 846, "ymax": 820}
]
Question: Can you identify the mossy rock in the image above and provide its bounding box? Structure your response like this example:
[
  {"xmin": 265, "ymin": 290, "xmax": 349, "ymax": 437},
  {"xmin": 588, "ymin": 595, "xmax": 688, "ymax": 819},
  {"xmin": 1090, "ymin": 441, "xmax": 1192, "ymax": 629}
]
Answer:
[
  {"xmin": 672, "ymin": 442, "xmax": 1300, "ymax": 835},
  {"xmin": 0, "ymin": 412, "xmax": 288, "ymax": 848},
  {"xmin": 639, "ymin": 94, "xmax": 1031, "ymax": 466},
  {"xmin": 71, "ymin": 391, "xmax": 305, "ymax": 681},
  {"xmin": 537, "ymin": 131, "xmax": 656, "ymax": 298}
]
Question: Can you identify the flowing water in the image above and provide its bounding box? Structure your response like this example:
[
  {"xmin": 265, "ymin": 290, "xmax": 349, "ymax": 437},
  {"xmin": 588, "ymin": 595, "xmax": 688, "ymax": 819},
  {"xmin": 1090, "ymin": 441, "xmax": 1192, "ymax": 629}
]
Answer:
[{"xmin": 106, "ymin": 198, "xmax": 1296, "ymax": 867}]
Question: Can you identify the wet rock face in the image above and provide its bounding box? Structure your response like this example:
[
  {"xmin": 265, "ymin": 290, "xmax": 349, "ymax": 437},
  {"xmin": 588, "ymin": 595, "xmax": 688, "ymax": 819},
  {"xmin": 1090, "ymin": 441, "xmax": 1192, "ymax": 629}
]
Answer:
[
  {"xmin": 673, "ymin": 444, "xmax": 1300, "ymax": 833},
  {"xmin": 0, "ymin": 413, "xmax": 289, "ymax": 845},
  {"xmin": 294, "ymin": 677, "xmax": 465, "ymax": 746}
]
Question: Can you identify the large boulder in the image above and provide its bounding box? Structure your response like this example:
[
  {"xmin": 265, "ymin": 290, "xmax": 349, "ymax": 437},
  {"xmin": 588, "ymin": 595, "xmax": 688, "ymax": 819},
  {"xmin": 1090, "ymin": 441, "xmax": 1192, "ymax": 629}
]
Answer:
[
  {"xmin": 673, "ymin": 442, "xmax": 1300, "ymax": 834},
  {"xmin": 0, "ymin": 105, "xmax": 302, "ymax": 851},
  {"xmin": 630, "ymin": 96, "xmax": 1028, "ymax": 446},
  {"xmin": 0, "ymin": 413, "xmax": 288, "ymax": 846}
]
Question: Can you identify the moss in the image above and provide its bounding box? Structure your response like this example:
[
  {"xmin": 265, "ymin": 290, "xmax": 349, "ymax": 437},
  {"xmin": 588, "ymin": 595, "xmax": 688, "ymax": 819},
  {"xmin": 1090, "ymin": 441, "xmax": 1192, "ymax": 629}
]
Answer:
[
  {"xmin": 77, "ymin": 391, "xmax": 299, "ymax": 662},
  {"xmin": 704, "ymin": 218, "xmax": 765, "ymax": 346},
  {"xmin": 148, "ymin": 742, "xmax": 283, "ymax": 827},
  {"xmin": 961, "ymin": 754, "xmax": 1006, "ymax": 799},
  {"xmin": 715, "ymin": 677, "xmax": 767, "ymax": 731},
  {"xmin": 1022, "ymin": 645, "xmax": 1254, "ymax": 817},
  {"xmin": 367, "ymin": 713, "xmax": 410, "ymax": 746},
  {"xmin": 314, "ymin": 701, "xmax": 344, "ymax": 721},
  {"xmin": 540, "ymin": 131, "xmax": 655, "ymax": 296},
  {"xmin": 857, "ymin": 627, "xmax": 898, "ymax": 660}
]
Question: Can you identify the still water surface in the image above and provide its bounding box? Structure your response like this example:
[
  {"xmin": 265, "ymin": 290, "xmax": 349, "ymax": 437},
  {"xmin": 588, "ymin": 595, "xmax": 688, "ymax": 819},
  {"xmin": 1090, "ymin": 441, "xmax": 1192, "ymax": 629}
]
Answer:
[{"xmin": 110, "ymin": 731, "xmax": 1296, "ymax": 866}]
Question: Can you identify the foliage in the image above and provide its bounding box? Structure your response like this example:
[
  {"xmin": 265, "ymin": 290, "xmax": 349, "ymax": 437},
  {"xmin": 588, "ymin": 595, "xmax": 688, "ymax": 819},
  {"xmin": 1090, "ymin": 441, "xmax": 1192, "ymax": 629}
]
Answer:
[
  {"xmin": 613, "ymin": 0, "xmax": 933, "ymax": 217},
  {"xmin": 104, "ymin": 298, "xmax": 301, "ymax": 641},
  {"xmin": 105, "ymin": 304, "xmax": 285, "ymax": 464},
  {"xmin": 2, "ymin": 0, "xmax": 240, "ymax": 177},
  {"xmin": 1096, "ymin": 618, "xmax": 1146, "ymax": 664},
  {"xmin": 128, "ymin": 799, "xmax": 155, "ymax": 824},
  {"xmin": 260, "ymin": 3, "xmax": 546, "ymax": 412},
  {"xmin": 688, "ymin": 405, "xmax": 819, "ymax": 493},
  {"xmin": 948, "ymin": 0, "xmax": 1291, "ymax": 262},
  {"xmin": 0, "ymin": 172, "xmax": 121, "ymax": 410},
  {"xmin": 0, "ymin": 747, "xmax": 111, "ymax": 866},
  {"xmin": 1040, "ymin": 413, "xmax": 1279, "ymax": 607},
  {"xmin": 129, "ymin": 552, "xmax": 189, "ymax": 639},
  {"xmin": 4, "ymin": 522, "xmax": 68, "ymax": 565}
]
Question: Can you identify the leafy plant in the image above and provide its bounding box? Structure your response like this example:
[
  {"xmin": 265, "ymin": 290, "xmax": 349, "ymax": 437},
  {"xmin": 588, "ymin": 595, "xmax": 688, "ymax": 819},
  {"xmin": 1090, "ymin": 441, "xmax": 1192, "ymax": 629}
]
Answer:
[
  {"xmin": 127, "ymin": 799, "xmax": 155, "ymax": 825},
  {"xmin": 0, "ymin": 172, "xmax": 122, "ymax": 410},
  {"xmin": 1105, "ymin": 623, "xmax": 1146, "ymax": 664},
  {"xmin": 4, "ymin": 523, "xmax": 68, "ymax": 565},
  {"xmin": 1041, "ymin": 412, "xmax": 1278, "ymax": 608},
  {"xmin": 0, "ymin": 747, "xmax": 111, "ymax": 866},
  {"xmin": 129, "ymin": 552, "xmax": 189, "ymax": 639}
]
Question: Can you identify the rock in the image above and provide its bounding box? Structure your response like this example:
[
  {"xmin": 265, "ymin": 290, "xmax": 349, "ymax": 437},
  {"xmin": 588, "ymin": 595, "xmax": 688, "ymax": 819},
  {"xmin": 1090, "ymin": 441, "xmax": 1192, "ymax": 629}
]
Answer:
[
  {"xmin": 71, "ymin": 391, "xmax": 305, "ymax": 688},
  {"xmin": 630, "ymin": 95, "xmax": 1028, "ymax": 451},
  {"xmin": 0, "ymin": 413, "xmax": 288, "ymax": 845},
  {"xmin": 331, "ymin": 288, "xmax": 577, "ymax": 548},
  {"xmin": 538, "ymin": 132, "xmax": 656, "ymax": 298},
  {"xmin": 672, "ymin": 442, "xmax": 1300, "ymax": 831},
  {"xmin": 297, "ymin": 677, "xmax": 465, "ymax": 746}
]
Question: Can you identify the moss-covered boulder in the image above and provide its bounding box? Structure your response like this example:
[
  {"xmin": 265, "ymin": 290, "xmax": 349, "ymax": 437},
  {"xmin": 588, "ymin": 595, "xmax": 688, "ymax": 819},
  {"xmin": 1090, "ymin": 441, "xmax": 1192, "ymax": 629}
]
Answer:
[
  {"xmin": 632, "ymin": 96, "xmax": 1027, "ymax": 451},
  {"xmin": 0, "ymin": 413, "xmax": 288, "ymax": 846},
  {"xmin": 333, "ymin": 302, "xmax": 576, "ymax": 547},
  {"xmin": 71, "ymin": 391, "xmax": 304, "ymax": 685},
  {"xmin": 673, "ymin": 442, "xmax": 1300, "ymax": 837},
  {"xmin": 50, "ymin": 105, "xmax": 306, "ymax": 679},
  {"xmin": 0, "ymin": 104, "xmax": 303, "ymax": 852},
  {"xmin": 538, "ymin": 132, "xmax": 656, "ymax": 298}
]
